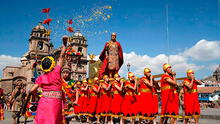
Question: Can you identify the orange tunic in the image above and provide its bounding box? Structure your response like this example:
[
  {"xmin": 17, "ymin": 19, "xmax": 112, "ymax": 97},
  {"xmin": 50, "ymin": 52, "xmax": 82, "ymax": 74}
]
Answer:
[
  {"xmin": 121, "ymin": 81, "xmax": 136, "ymax": 117},
  {"xmin": 77, "ymin": 86, "xmax": 88, "ymax": 115},
  {"xmin": 96, "ymin": 94, "xmax": 102, "ymax": 116},
  {"xmin": 183, "ymin": 78, "xmax": 200, "ymax": 118},
  {"xmin": 100, "ymin": 82, "xmax": 111, "ymax": 116},
  {"xmin": 160, "ymin": 74, "xmax": 179, "ymax": 118},
  {"xmin": 109, "ymin": 81, "xmax": 123, "ymax": 116},
  {"xmin": 87, "ymin": 85, "xmax": 99, "ymax": 116},
  {"xmin": 138, "ymin": 77, "xmax": 154, "ymax": 119}
]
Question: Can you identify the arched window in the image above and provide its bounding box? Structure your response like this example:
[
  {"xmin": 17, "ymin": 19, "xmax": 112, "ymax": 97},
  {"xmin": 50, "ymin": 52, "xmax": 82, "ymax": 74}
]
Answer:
[
  {"xmin": 78, "ymin": 75, "xmax": 82, "ymax": 81},
  {"xmin": 37, "ymin": 41, "xmax": 43, "ymax": 50},
  {"xmin": 78, "ymin": 47, "xmax": 82, "ymax": 53}
]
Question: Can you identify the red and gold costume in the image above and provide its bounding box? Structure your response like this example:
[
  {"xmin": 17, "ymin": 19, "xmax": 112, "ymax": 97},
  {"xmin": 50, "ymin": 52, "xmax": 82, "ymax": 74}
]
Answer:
[
  {"xmin": 87, "ymin": 84, "xmax": 99, "ymax": 117},
  {"xmin": 183, "ymin": 70, "xmax": 200, "ymax": 119},
  {"xmin": 138, "ymin": 76, "xmax": 154, "ymax": 120},
  {"xmin": 77, "ymin": 80, "xmax": 88, "ymax": 115},
  {"xmin": 96, "ymin": 80, "xmax": 103, "ymax": 116},
  {"xmin": 99, "ymin": 33, "xmax": 123, "ymax": 77},
  {"xmin": 160, "ymin": 64, "xmax": 179, "ymax": 118},
  {"xmin": 121, "ymin": 72, "xmax": 136, "ymax": 118},
  {"xmin": 109, "ymin": 74, "xmax": 123, "ymax": 117},
  {"xmin": 100, "ymin": 76, "xmax": 111, "ymax": 116}
]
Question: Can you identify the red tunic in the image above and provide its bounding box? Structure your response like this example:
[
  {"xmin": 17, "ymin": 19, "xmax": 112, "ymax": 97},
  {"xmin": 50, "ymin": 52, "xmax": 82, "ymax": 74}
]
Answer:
[
  {"xmin": 77, "ymin": 86, "xmax": 88, "ymax": 115},
  {"xmin": 160, "ymin": 74, "xmax": 179, "ymax": 118},
  {"xmin": 96, "ymin": 92, "xmax": 102, "ymax": 116},
  {"xmin": 121, "ymin": 81, "xmax": 136, "ymax": 117},
  {"xmin": 138, "ymin": 77, "xmax": 154, "ymax": 120},
  {"xmin": 183, "ymin": 78, "xmax": 200, "ymax": 118},
  {"xmin": 100, "ymin": 82, "xmax": 111, "ymax": 116},
  {"xmin": 132, "ymin": 91, "xmax": 139, "ymax": 117},
  {"xmin": 109, "ymin": 81, "xmax": 123, "ymax": 116},
  {"xmin": 87, "ymin": 85, "xmax": 99, "ymax": 116}
]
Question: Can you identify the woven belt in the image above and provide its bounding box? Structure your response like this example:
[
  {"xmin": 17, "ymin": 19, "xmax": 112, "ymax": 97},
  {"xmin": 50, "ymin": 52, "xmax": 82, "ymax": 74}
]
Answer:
[
  {"xmin": 100, "ymin": 92, "xmax": 107, "ymax": 96},
  {"xmin": 185, "ymin": 89, "xmax": 197, "ymax": 93},
  {"xmin": 161, "ymin": 85, "xmax": 174, "ymax": 91},
  {"xmin": 90, "ymin": 93, "xmax": 97, "ymax": 96},
  {"xmin": 140, "ymin": 88, "xmax": 152, "ymax": 93},
  {"xmin": 174, "ymin": 90, "xmax": 177, "ymax": 94},
  {"xmin": 113, "ymin": 91, "xmax": 119, "ymax": 94},
  {"xmin": 42, "ymin": 91, "xmax": 62, "ymax": 99},
  {"xmin": 125, "ymin": 92, "xmax": 133, "ymax": 96}
]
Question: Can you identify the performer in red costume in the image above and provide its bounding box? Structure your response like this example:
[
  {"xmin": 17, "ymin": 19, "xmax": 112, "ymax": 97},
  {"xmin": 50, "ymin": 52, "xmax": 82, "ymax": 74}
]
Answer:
[
  {"xmin": 100, "ymin": 75, "xmax": 112, "ymax": 123},
  {"xmin": 183, "ymin": 69, "xmax": 202, "ymax": 124},
  {"xmin": 78, "ymin": 80, "xmax": 89, "ymax": 116},
  {"xmin": 110, "ymin": 74, "xmax": 124, "ymax": 124},
  {"xmin": 121, "ymin": 72, "xmax": 137, "ymax": 124},
  {"xmin": 87, "ymin": 77, "xmax": 100, "ymax": 123},
  {"xmin": 160, "ymin": 64, "xmax": 179, "ymax": 124},
  {"xmin": 99, "ymin": 32, "xmax": 123, "ymax": 78},
  {"xmin": 138, "ymin": 68, "xmax": 155, "ymax": 122}
]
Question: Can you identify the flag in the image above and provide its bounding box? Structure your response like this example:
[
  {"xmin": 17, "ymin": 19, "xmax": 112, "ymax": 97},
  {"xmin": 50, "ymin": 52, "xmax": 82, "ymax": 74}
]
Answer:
[
  {"xmin": 42, "ymin": 8, "xmax": 50, "ymax": 13},
  {"xmin": 67, "ymin": 27, "xmax": 74, "ymax": 32},
  {"xmin": 42, "ymin": 18, "xmax": 52, "ymax": 25},
  {"xmin": 68, "ymin": 19, "xmax": 73, "ymax": 24}
]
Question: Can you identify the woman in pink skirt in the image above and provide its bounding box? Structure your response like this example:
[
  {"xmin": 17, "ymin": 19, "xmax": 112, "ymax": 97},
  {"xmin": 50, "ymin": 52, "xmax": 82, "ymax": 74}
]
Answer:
[{"xmin": 30, "ymin": 36, "xmax": 67, "ymax": 124}]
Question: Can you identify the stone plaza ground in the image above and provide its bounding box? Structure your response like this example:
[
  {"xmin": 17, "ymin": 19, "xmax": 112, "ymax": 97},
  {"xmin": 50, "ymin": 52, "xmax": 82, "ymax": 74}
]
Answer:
[{"xmin": 1, "ymin": 108, "xmax": 220, "ymax": 124}]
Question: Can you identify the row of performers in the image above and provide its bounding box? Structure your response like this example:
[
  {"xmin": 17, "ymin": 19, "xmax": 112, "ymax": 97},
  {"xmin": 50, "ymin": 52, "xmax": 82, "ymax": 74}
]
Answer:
[{"xmin": 61, "ymin": 63, "xmax": 202, "ymax": 124}]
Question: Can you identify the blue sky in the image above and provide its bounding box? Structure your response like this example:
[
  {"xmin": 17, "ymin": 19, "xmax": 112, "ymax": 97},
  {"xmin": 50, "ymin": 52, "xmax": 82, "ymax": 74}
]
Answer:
[{"xmin": 0, "ymin": 0, "xmax": 220, "ymax": 79}]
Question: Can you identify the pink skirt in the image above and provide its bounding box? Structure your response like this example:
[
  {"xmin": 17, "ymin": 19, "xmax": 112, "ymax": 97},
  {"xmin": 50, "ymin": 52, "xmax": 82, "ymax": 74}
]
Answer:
[{"xmin": 34, "ymin": 96, "xmax": 64, "ymax": 124}]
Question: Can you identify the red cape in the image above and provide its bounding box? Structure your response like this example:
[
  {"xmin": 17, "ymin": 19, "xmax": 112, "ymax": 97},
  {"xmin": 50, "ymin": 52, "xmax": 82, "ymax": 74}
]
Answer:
[{"xmin": 99, "ymin": 41, "xmax": 123, "ymax": 77}]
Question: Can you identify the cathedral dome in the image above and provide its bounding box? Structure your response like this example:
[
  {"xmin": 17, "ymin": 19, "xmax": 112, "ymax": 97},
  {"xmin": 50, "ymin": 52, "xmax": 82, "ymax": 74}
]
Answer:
[
  {"xmin": 214, "ymin": 65, "xmax": 220, "ymax": 73},
  {"xmin": 34, "ymin": 22, "xmax": 45, "ymax": 30},
  {"xmin": 74, "ymin": 32, "xmax": 83, "ymax": 37},
  {"xmin": 20, "ymin": 56, "xmax": 27, "ymax": 61}
]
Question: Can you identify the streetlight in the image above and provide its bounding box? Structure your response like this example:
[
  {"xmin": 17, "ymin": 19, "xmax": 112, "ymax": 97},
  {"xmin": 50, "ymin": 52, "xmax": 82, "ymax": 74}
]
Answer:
[{"xmin": 127, "ymin": 63, "xmax": 131, "ymax": 72}]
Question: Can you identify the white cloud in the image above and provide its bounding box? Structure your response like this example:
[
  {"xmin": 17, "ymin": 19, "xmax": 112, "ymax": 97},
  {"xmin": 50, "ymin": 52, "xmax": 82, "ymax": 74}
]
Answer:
[
  {"xmin": 118, "ymin": 52, "xmax": 203, "ymax": 78},
  {"xmin": 207, "ymin": 64, "xmax": 219, "ymax": 72},
  {"xmin": 116, "ymin": 39, "xmax": 219, "ymax": 78},
  {"xmin": 0, "ymin": 55, "xmax": 20, "ymax": 77},
  {"xmin": 169, "ymin": 54, "xmax": 204, "ymax": 73},
  {"xmin": 184, "ymin": 39, "xmax": 220, "ymax": 61}
]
